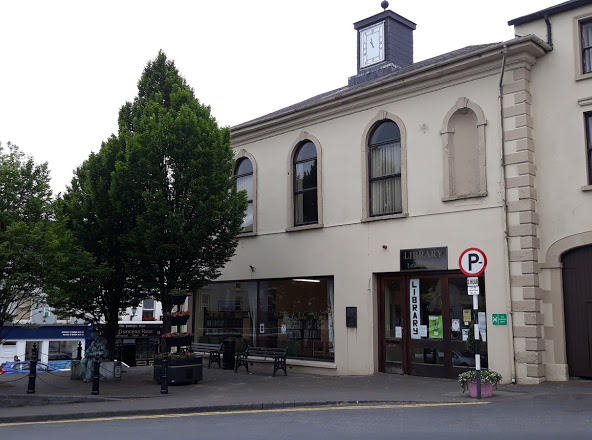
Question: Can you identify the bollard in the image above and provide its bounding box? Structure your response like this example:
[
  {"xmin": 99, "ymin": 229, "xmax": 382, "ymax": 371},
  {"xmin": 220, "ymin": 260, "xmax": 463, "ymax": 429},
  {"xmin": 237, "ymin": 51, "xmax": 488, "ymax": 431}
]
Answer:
[
  {"xmin": 27, "ymin": 343, "xmax": 38, "ymax": 394},
  {"xmin": 92, "ymin": 353, "xmax": 100, "ymax": 395},
  {"xmin": 77, "ymin": 341, "xmax": 82, "ymax": 360},
  {"xmin": 160, "ymin": 357, "xmax": 168, "ymax": 394}
]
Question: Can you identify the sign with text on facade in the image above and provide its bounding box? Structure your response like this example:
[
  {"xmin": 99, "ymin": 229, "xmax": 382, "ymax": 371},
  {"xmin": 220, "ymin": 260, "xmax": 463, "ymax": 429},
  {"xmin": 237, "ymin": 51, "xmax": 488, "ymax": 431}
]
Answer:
[
  {"xmin": 410, "ymin": 279, "xmax": 421, "ymax": 339},
  {"xmin": 492, "ymin": 314, "xmax": 508, "ymax": 326},
  {"xmin": 459, "ymin": 248, "xmax": 487, "ymax": 276},
  {"xmin": 400, "ymin": 247, "xmax": 447, "ymax": 271}
]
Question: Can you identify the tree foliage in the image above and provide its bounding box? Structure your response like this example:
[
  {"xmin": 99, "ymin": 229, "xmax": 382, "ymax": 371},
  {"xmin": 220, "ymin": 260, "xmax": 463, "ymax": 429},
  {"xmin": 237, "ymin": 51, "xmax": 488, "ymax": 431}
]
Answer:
[
  {"xmin": 0, "ymin": 142, "xmax": 53, "ymax": 335},
  {"xmin": 114, "ymin": 51, "xmax": 247, "ymax": 311},
  {"xmin": 50, "ymin": 51, "xmax": 246, "ymax": 352}
]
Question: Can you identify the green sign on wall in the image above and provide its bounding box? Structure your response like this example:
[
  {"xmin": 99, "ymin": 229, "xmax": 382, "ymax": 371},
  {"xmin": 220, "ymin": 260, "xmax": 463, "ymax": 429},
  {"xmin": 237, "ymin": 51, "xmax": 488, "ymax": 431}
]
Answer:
[{"xmin": 492, "ymin": 314, "xmax": 508, "ymax": 326}]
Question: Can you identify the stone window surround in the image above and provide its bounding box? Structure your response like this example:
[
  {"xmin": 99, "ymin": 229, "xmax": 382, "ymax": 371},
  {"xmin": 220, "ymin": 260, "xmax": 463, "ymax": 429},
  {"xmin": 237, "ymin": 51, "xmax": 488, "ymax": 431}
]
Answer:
[
  {"xmin": 286, "ymin": 132, "xmax": 324, "ymax": 232},
  {"xmin": 361, "ymin": 111, "xmax": 409, "ymax": 223},
  {"xmin": 440, "ymin": 97, "xmax": 488, "ymax": 202},
  {"xmin": 573, "ymin": 12, "xmax": 592, "ymax": 81},
  {"xmin": 235, "ymin": 149, "xmax": 258, "ymax": 237}
]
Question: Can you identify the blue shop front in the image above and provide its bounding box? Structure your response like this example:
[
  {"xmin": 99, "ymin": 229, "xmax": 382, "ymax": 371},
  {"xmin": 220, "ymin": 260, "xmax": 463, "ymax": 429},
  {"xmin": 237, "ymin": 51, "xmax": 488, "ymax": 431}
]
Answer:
[{"xmin": 0, "ymin": 324, "xmax": 93, "ymax": 369}]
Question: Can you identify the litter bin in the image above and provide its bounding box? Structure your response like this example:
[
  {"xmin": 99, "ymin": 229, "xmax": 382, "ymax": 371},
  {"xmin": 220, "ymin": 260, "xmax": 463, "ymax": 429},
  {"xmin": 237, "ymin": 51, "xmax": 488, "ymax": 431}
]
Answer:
[{"xmin": 222, "ymin": 338, "xmax": 236, "ymax": 370}]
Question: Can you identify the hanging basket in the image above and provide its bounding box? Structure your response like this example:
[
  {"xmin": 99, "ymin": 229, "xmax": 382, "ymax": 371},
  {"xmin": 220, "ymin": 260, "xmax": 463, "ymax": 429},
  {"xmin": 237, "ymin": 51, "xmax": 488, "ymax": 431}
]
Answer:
[
  {"xmin": 163, "ymin": 335, "xmax": 192, "ymax": 348},
  {"xmin": 167, "ymin": 314, "xmax": 190, "ymax": 326},
  {"xmin": 170, "ymin": 295, "xmax": 188, "ymax": 306}
]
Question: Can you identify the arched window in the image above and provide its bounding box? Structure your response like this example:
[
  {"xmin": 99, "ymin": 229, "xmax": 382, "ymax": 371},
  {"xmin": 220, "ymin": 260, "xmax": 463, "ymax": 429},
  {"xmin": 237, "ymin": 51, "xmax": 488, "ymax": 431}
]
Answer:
[
  {"xmin": 235, "ymin": 157, "xmax": 253, "ymax": 233},
  {"xmin": 369, "ymin": 120, "xmax": 402, "ymax": 216},
  {"xmin": 293, "ymin": 141, "xmax": 318, "ymax": 226}
]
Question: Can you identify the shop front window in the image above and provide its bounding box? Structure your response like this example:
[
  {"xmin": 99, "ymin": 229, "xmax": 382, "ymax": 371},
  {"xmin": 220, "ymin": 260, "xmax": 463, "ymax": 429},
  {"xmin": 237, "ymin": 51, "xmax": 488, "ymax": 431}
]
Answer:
[{"xmin": 197, "ymin": 278, "xmax": 334, "ymax": 360}]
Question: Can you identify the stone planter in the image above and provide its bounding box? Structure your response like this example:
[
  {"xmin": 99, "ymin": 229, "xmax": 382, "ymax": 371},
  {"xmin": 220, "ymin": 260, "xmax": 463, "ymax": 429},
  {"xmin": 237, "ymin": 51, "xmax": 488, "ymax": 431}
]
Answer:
[
  {"xmin": 467, "ymin": 381, "xmax": 494, "ymax": 398},
  {"xmin": 153, "ymin": 356, "xmax": 203, "ymax": 385}
]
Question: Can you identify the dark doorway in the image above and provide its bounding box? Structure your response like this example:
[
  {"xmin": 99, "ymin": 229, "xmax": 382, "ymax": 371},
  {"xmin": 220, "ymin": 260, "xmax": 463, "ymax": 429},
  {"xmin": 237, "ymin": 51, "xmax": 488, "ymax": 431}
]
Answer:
[
  {"xmin": 562, "ymin": 245, "xmax": 592, "ymax": 378},
  {"xmin": 378, "ymin": 272, "xmax": 487, "ymax": 379}
]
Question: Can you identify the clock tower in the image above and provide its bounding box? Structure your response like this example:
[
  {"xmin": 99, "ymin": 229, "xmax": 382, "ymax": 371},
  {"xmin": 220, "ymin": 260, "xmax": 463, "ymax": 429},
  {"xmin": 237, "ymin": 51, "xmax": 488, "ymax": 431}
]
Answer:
[{"xmin": 349, "ymin": 2, "xmax": 416, "ymax": 86}]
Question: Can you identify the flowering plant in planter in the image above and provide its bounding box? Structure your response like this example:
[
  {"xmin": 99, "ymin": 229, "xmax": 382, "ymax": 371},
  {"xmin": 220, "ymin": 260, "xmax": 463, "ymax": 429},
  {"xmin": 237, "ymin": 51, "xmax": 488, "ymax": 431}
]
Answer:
[
  {"xmin": 163, "ymin": 332, "xmax": 193, "ymax": 338},
  {"xmin": 458, "ymin": 369, "xmax": 502, "ymax": 393},
  {"xmin": 142, "ymin": 316, "xmax": 157, "ymax": 321},
  {"xmin": 155, "ymin": 351, "xmax": 200, "ymax": 360}
]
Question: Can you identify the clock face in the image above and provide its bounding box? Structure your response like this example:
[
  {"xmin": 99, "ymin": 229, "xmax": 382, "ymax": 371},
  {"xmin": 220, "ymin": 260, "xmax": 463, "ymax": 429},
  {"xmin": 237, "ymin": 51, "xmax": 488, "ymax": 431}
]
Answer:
[{"xmin": 360, "ymin": 22, "xmax": 385, "ymax": 68}]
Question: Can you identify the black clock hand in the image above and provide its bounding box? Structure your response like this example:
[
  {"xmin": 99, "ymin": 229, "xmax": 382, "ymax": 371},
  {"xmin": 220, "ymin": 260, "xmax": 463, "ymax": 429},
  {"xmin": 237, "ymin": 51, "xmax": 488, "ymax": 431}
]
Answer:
[{"xmin": 370, "ymin": 39, "xmax": 374, "ymax": 48}]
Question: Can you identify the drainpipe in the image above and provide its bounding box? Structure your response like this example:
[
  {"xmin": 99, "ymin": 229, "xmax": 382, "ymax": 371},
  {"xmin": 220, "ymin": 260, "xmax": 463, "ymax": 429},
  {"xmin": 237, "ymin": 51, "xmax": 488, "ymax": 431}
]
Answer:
[
  {"xmin": 498, "ymin": 45, "xmax": 516, "ymax": 384},
  {"xmin": 544, "ymin": 15, "xmax": 553, "ymax": 46}
]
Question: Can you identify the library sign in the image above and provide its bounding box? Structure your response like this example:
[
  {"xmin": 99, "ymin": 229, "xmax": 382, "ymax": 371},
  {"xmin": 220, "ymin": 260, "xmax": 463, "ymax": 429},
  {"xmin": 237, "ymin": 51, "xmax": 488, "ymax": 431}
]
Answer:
[{"xmin": 400, "ymin": 247, "xmax": 448, "ymax": 271}]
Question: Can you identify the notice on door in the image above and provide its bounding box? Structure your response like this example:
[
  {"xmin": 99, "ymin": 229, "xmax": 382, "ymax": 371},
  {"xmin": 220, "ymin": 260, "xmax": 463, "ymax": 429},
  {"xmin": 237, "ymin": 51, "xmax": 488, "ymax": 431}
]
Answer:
[{"xmin": 410, "ymin": 279, "xmax": 421, "ymax": 339}]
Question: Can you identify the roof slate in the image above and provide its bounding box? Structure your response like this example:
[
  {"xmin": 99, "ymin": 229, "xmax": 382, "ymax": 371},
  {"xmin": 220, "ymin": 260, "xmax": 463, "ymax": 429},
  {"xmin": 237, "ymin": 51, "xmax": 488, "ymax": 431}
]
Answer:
[{"xmin": 232, "ymin": 43, "xmax": 497, "ymax": 130}]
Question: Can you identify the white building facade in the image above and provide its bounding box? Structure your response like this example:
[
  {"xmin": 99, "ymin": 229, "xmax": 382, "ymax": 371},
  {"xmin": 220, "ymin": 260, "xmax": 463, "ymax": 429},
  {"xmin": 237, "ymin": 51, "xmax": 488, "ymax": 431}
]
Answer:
[{"xmin": 191, "ymin": 1, "xmax": 592, "ymax": 384}]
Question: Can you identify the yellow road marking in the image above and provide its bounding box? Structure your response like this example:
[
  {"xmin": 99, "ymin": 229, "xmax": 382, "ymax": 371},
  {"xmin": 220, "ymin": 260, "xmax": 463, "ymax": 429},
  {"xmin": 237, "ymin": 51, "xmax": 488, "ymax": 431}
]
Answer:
[{"xmin": 0, "ymin": 401, "xmax": 489, "ymax": 427}]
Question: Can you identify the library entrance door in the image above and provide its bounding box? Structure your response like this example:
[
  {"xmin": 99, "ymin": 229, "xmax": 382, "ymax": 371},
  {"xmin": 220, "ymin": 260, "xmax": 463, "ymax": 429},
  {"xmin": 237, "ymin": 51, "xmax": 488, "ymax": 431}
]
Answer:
[{"xmin": 378, "ymin": 272, "xmax": 487, "ymax": 378}]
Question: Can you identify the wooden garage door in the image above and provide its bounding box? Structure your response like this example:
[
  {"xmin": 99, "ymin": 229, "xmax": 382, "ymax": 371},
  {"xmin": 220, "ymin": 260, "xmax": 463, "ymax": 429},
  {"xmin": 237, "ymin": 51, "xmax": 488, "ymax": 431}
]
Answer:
[{"xmin": 562, "ymin": 245, "xmax": 592, "ymax": 378}]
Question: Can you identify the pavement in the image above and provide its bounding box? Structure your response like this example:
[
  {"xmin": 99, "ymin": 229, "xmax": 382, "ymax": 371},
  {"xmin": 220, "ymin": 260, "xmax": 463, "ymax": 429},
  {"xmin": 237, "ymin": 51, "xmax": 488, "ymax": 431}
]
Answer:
[{"xmin": 1, "ymin": 362, "xmax": 592, "ymax": 424}]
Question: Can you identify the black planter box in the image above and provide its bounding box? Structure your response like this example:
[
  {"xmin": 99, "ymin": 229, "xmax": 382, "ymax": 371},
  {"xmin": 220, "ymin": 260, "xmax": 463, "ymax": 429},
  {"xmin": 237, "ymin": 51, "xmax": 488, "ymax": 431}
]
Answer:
[{"xmin": 153, "ymin": 357, "xmax": 203, "ymax": 385}]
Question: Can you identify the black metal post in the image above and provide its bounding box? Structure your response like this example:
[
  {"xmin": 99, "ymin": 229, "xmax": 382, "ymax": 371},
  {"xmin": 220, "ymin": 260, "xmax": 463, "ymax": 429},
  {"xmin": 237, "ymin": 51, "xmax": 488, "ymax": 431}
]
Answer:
[
  {"xmin": 160, "ymin": 357, "xmax": 168, "ymax": 394},
  {"xmin": 26, "ymin": 343, "xmax": 38, "ymax": 394},
  {"xmin": 92, "ymin": 353, "xmax": 100, "ymax": 395},
  {"xmin": 77, "ymin": 341, "xmax": 82, "ymax": 360}
]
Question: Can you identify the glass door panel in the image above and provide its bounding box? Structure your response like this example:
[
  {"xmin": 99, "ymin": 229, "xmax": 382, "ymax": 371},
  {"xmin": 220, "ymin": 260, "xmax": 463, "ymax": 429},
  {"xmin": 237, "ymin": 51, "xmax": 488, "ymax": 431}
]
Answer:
[{"xmin": 384, "ymin": 279, "xmax": 404, "ymax": 374}]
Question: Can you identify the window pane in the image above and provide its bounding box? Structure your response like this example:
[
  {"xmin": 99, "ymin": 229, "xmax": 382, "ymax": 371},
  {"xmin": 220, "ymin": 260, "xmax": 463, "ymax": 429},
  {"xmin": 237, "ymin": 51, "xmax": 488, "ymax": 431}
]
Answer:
[
  {"xmin": 370, "ymin": 121, "xmax": 400, "ymax": 144},
  {"xmin": 143, "ymin": 299, "xmax": 155, "ymax": 310},
  {"xmin": 295, "ymin": 160, "xmax": 317, "ymax": 191},
  {"xmin": 587, "ymin": 114, "xmax": 592, "ymax": 184},
  {"xmin": 295, "ymin": 190, "xmax": 318, "ymax": 225},
  {"xmin": 582, "ymin": 22, "xmax": 592, "ymax": 73},
  {"xmin": 235, "ymin": 158, "xmax": 253, "ymax": 175},
  {"xmin": 385, "ymin": 280, "xmax": 401, "ymax": 339},
  {"xmin": 236, "ymin": 174, "xmax": 253, "ymax": 201},
  {"xmin": 241, "ymin": 202, "xmax": 253, "ymax": 232},
  {"xmin": 370, "ymin": 177, "xmax": 401, "ymax": 215},
  {"xmin": 296, "ymin": 141, "xmax": 317, "ymax": 161},
  {"xmin": 259, "ymin": 279, "xmax": 333, "ymax": 360},
  {"xmin": 370, "ymin": 142, "xmax": 400, "ymax": 178}
]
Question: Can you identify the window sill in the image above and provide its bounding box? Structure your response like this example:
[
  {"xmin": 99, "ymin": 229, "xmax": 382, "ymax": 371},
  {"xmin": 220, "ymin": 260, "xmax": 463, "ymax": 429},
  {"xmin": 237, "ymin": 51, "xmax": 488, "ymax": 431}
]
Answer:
[
  {"xmin": 238, "ymin": 231, "xmax": 258, "ymax": 238},
  {"xmin": 361, "ymin": 212, "xmax": 408, "ymax": 223},
  {"xmin": 442, "ymin": 192, "xmax": 487, "ymax": 202},
  {"xmin": 575, "ymin": 72, "xmax": 592, "ymax": 82},
  {"xmin": 581, "ymin": 185, "xmax": 592, "ymax": 192},
  {"xmin": 286, "ymin": 223, "xmax": 323, "ymax": 232}
]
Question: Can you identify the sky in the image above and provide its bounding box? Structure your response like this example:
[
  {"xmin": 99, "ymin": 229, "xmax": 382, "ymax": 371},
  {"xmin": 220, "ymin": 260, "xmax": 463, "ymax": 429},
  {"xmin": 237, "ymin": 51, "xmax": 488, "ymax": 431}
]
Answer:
[{"xmin": 1, "ymin": 0, "xmax": 561, "ymax": 195}]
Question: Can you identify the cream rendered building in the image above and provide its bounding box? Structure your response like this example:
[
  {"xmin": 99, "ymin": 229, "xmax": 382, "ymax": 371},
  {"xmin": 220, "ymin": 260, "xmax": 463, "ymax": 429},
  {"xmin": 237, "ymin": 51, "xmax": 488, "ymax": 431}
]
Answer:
[{"xmin": 191, "ymin": 1, "xmax": 592, "ymax": 384}]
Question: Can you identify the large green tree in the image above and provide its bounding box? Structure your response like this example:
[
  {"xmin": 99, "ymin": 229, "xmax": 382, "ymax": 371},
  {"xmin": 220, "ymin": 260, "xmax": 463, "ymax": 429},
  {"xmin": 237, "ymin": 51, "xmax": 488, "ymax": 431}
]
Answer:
[
  {"xmin": 48, "ymin": 135, "xmax": 139, "ymax": 356},
  {"xmin": 115, "ymin": 51, "xmax": 247, "ymax": 312},
  {"xmin": 0, "ymin": 142, "xmax": 53, "ymax": 336},
  {"xmin": 52, "ymin": 51, "xmax": 246, "ymax": 353}
]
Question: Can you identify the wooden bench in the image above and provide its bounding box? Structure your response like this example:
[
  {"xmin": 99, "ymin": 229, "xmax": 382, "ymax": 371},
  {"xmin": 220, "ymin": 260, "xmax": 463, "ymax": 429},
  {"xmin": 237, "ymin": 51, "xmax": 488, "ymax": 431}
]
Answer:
[
  {"xmin": 190, "ymin": 342, "xmax": 223, "ymax": 369},
  {"xmin": 235, "ymin": 346, "xmax": 287, "ymax": 376}
]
